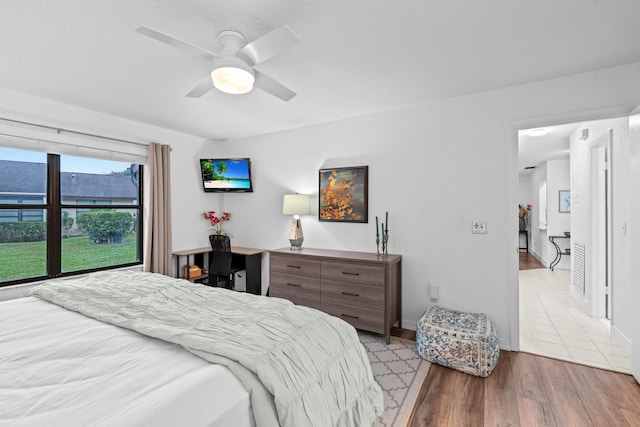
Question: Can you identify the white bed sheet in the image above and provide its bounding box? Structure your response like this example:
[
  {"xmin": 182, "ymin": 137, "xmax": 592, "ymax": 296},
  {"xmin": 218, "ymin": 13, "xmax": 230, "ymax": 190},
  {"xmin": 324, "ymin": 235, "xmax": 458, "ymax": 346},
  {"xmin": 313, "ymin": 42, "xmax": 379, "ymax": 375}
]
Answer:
[{"xmin": 0, "ymin": 297, "xmax": 255, "ymax": 427}]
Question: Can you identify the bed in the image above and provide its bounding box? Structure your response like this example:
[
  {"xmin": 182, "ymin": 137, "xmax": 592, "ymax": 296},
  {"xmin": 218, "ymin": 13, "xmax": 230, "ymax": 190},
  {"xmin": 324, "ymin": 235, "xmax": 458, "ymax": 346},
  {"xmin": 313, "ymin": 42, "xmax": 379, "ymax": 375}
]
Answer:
[{"xmin": 0, "ymin": 271, "xmax": 383, "ymax": 427}]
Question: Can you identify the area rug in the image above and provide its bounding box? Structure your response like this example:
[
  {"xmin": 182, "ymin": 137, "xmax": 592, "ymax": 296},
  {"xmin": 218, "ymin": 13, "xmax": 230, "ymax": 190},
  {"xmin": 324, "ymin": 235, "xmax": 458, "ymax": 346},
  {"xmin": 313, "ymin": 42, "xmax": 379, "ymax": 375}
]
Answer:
[{"xmin": 359, "ymin": 332, "xmax": 430, "ymax": 427}]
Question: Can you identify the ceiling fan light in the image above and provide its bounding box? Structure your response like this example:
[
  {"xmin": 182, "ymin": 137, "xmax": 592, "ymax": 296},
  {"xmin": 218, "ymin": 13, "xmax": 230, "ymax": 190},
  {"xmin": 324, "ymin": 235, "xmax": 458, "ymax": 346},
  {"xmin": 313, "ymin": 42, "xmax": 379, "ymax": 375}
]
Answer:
[
  {"xmin": 211, "ymin": 65, "xmax": 255, "ymax": 95},
  {"xmin": 529, "ymin": 128, "xmax": 548, "ymax": 137}
]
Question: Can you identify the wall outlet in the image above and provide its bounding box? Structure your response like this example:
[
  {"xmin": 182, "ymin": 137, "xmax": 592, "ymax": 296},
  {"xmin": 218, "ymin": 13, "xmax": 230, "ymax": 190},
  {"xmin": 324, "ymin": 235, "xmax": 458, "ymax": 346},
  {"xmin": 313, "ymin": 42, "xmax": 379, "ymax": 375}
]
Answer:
[
  {"xmin": 472, "ymin": 220, "xmax": 487, "ymax": 234},
  {"xmin": 429, "ymin": 283, "xmax": 438, "ymax": 303}
]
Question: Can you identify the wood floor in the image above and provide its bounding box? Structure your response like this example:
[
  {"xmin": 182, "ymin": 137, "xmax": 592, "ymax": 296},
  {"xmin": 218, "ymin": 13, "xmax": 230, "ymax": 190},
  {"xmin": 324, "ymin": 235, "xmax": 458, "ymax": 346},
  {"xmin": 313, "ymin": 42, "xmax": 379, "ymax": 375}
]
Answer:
[
  {"xmin": 391, "ymin": 328, "xmax": 640, "ymax": 426},
  {"xmin": 405, "ymin": 348, "xmax": 640, "ymax": 426},
  {"xmin": 519, "ymin": 252, "xmax": 545, "ymax": 270},
  {"xmin": 393, "ymin": 254, "xmax": 640, "ymax": 426}
]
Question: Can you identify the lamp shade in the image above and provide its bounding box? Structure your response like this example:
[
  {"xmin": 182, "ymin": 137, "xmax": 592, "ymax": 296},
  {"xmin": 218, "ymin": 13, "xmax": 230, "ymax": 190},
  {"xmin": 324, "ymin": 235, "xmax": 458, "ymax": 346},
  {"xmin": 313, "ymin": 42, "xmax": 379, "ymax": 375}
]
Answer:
[
  {"xmin": 211, "ymin": 57, "xmax": 255, "ymax": 95},
  {"xmin": 283, "ymin": 194, "xmax": 310, "ymax": 215}
]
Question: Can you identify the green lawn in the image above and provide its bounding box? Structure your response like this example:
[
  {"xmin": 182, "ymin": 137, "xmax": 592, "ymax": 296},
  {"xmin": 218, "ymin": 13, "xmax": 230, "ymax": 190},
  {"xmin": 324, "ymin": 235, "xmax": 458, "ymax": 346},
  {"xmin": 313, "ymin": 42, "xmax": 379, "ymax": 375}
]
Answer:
[{"xmin": 0, "ymin": 234, "xmax": 138, "ymax": 282}]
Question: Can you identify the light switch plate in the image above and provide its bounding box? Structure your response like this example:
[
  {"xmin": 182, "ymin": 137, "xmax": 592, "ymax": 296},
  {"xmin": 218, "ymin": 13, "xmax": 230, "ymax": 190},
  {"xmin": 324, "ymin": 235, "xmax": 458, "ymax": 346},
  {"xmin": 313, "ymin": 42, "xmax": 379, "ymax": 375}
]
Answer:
[{"xmin": 472, "ymin": 220, "xmax": 487, "ymax": 234}]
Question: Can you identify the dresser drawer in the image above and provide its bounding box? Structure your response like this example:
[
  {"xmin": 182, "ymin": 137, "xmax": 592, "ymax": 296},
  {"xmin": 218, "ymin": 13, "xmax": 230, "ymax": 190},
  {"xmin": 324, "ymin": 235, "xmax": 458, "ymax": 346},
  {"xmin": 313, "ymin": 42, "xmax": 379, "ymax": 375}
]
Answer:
[
  {"xmin": 269, "ymin": 272, "xmax": 321, "ymax": 300},
  {"xmin": 321, "ymin": 261, "xmax": 385, "ymax": 287},
  {"xmin": 270, "ymin": 254, "xmax": 321, "ymax": 278},
  {"xmin": 321, "ymin": 280, "xmax": 384, "ymax": 310},
  {"xmin": 270, "ymin": 291, "xmax": 322, "ymax": 311},
  {"xmin": 321, "ymin": 301, "xmax": 384, "ymax": 334}
]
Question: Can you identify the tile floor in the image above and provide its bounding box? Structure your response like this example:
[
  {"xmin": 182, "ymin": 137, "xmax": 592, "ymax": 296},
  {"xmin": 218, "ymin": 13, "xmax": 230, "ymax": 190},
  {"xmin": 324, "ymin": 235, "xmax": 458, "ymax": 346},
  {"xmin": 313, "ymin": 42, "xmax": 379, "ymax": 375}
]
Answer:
[{"xmin": 519, "ymin": 267, "xmax": 632, "ymax": 373}]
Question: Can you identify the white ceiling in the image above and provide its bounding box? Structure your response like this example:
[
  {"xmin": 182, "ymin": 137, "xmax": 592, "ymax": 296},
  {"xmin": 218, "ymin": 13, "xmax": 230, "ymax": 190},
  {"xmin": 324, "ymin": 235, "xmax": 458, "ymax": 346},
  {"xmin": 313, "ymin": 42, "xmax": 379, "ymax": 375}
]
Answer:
[
  {"xmin": 1, "ymin": 0, "xmax": 640, "ymax": 140},
  {"xmin": 518, "ymin": 122, "xmax": 580, "ymax": 175}
]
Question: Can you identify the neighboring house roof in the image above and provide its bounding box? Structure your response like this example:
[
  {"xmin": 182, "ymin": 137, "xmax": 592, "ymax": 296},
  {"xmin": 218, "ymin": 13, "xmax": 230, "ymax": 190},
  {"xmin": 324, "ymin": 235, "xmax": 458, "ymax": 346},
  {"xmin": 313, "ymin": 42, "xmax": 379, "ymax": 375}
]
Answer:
[
  {"xmin": 0, "ymin": 160, "xmax": 46, "ymax": 194},
  {"xmin": 61, "ymin": 171, "xmax": 137, "ymax": 199},
  {"xmin": 0, "ymin": 160, "xmax": 137, "ymax": 199}
]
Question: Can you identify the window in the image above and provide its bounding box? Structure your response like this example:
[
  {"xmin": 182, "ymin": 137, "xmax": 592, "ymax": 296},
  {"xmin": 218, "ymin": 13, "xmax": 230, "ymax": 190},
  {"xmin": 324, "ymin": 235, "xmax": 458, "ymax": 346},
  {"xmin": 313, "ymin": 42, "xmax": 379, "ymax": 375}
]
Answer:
[
  {"xmin": 0, "ymin": 148, "xmax": 143, "ymax": 285},
  {"xmin": 538, "ymin": 181, "xmax": 547, "ymax": 229},
  {"xmin": 0, "ymin": 197, "xmax": 45, "ymax": 222}
]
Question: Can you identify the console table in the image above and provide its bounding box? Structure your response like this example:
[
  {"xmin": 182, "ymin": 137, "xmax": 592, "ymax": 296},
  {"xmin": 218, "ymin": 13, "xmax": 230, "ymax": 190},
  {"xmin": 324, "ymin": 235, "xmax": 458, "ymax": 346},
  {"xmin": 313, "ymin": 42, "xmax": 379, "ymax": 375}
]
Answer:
[
  {"xmin": 269, "ymin": 247, "xmax": 402, "ymax": 344},
  {"xmin": 172, "ymin": 246, "xmax": 264, "ymax": 295},
  {"xmin": 549, "ymin": 235, "xmax": 570, "ymax": 271}
]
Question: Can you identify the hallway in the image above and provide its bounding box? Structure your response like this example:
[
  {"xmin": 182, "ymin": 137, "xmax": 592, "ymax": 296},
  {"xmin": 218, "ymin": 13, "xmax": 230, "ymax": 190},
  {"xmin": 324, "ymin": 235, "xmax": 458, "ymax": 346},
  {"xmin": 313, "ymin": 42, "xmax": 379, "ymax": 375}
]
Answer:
[{"xmin": 519, "ymin": 261, "xmax": 631, "ymax": 374}]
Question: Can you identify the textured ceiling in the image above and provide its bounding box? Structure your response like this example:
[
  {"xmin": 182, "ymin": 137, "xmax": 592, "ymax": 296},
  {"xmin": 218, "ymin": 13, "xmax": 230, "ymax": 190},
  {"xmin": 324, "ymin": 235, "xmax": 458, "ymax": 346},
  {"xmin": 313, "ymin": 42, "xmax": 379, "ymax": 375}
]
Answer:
[{"xmin": 1, "ymin": 0, "xmax": 640, "ymax": 140}]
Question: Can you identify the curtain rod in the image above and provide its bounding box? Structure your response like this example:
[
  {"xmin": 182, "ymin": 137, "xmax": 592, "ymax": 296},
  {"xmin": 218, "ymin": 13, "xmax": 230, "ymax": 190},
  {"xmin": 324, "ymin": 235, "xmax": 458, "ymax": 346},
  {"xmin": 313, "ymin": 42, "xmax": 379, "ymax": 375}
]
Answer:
[{"xmin": 0, "ymin": 116, "xmax": 148, "ymax": 147}]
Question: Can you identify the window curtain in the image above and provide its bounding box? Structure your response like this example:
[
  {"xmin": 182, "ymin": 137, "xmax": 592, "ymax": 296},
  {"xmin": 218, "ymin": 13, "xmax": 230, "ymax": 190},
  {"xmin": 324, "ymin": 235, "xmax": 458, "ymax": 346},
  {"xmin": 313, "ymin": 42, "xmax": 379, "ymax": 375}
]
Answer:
[{"xmin": 144, "ymin": 142, "xmax": 172, "ymax": 275}]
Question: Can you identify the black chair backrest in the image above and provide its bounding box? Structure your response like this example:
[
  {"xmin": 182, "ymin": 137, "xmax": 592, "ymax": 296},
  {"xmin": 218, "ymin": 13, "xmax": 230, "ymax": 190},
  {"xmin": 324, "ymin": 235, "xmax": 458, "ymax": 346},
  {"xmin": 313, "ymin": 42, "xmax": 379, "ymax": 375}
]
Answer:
[{"xmin": 209, "ymin": 234, "xmax": 232, "ymax": 277}]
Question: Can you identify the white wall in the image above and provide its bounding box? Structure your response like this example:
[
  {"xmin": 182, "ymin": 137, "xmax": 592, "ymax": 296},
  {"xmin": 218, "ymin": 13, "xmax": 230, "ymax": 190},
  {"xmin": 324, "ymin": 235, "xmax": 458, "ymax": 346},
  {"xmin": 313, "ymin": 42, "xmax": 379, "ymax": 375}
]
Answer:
[
  {"xmin": 523, "ymin": 159, "xmax": 570, "ymax": 268},
  {"xmin": 569, "ymin": 117, "xmax": 631, "ymax": 353},
  {"xmin": 202, "ymin": 62, "xmax": 640, "ymax": 348},
  {"xmin": 518, "ymin": 175, "xmax": 533, "ymax": 209},
  {"xmin": 2, "ymin": 62, "xmax": 640, "ymax": 351},
  {"xmin": 547, "ymin": 159, "xmax": 571, "ymax": 270},
  {"xmin": 546, "ymin": 160, "xmax": 571, "ymax": 236}
]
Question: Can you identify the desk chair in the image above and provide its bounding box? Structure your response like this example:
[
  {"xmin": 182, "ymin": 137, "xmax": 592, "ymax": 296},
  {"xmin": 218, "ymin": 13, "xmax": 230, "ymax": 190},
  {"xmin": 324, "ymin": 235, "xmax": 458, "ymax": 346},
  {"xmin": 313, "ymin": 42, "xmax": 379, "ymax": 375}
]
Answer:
[{"xmin": 208, "ymin": 235, "xmax": 234, "ymax": 289}]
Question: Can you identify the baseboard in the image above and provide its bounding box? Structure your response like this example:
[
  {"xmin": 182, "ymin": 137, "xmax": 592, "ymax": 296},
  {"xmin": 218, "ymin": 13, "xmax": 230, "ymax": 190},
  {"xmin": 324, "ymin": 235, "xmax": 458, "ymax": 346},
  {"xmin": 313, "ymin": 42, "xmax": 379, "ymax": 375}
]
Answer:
[
  {"xmin": 402, "ymin": 320, "xmax": 417, "ymax": 331},
  {"xmin": 569, "ymin": 286, "xmax": 592, "ymax": 315},
  {"xmin": 499, "ymin": 337, "xmax": 513, "ymax": 351},
  {"xmin": 611, "ymin": 325, "xmax": 632, "ymax": 356},
  {"xmin": 530, "ymin": 249, "xmax": 548, "ymax": 268}
]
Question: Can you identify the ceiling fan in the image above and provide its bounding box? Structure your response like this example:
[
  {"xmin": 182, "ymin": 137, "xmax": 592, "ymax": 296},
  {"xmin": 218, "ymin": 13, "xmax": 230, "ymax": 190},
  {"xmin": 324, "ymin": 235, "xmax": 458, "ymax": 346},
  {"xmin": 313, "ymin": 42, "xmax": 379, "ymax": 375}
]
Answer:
[{"xmin": 135, "ymin": 24, "xmax": 300, "ymax": 101}]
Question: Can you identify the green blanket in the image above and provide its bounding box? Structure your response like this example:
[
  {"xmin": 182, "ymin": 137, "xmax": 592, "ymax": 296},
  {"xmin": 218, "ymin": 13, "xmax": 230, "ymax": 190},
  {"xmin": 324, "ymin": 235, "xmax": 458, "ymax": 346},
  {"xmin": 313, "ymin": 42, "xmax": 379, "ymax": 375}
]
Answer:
[{"xmin": 31, "ymin": 271, "xmax": 383, "ymax": 427}]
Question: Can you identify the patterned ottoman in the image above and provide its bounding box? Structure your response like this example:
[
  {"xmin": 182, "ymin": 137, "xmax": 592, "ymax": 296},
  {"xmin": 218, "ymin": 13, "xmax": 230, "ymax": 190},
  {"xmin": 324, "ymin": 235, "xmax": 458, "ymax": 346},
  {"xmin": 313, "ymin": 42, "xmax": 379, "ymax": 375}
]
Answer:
[{"xmin": 416, "ymin": 306, "xmax": 499, "ymax": 377}]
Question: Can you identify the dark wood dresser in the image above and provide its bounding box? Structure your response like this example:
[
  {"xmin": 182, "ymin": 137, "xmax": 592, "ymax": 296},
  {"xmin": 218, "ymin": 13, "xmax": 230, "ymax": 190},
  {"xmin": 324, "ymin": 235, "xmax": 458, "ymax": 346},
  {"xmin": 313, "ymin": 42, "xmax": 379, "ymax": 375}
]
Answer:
[{"xmin": 269, "ymin": 248, "xmax": 402, "ymax": 344}]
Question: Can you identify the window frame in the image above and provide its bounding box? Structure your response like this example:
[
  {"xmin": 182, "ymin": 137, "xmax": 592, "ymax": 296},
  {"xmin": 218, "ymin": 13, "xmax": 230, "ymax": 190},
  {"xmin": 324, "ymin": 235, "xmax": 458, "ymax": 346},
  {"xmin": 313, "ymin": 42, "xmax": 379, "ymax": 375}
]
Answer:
[{"xmin": 0, "ymin": 153, "xmax": 144, "ymax": 286}]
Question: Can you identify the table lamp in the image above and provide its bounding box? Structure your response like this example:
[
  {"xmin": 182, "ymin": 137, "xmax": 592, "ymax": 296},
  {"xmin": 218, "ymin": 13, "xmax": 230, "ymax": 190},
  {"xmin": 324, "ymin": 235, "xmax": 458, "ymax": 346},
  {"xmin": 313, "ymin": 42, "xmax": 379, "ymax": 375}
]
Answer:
[{"xmin": 283, "ymin": 194, "xmax": 310, "ymax": 250}]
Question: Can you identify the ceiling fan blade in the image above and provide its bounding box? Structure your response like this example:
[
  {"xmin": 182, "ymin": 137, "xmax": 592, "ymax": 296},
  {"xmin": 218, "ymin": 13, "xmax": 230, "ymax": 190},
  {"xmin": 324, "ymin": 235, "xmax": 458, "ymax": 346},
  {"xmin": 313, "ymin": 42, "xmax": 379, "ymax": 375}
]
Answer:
[
  {"xmin": 135, "ymin": 25, "xmax": 220, "ymax": 61},
  {"xmin": 238, "ymin": 25, "xmax": 300, "ymax": 66},
  {"xmin": 254, "ymin": 70, "xmax": 296, "ymax": 101},
  {"xmin": 186, "ymin": 74, "xmax": 214, "ymax": 98}
]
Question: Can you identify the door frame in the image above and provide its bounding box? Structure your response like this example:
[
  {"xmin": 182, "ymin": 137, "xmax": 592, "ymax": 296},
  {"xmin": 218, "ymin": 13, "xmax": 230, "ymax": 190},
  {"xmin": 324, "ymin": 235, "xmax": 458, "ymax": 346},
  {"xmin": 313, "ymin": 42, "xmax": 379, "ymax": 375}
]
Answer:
[
  {"xmin": 591, "ymin": 130, "xmax": 613, "ymax": 319},
  {"xmin": 628, "ymin": 107, "xmax": 640, "ymax": 383},
  {"xmin": 509, "ymin": 105, "xmax": 632, "ymax": 351}
]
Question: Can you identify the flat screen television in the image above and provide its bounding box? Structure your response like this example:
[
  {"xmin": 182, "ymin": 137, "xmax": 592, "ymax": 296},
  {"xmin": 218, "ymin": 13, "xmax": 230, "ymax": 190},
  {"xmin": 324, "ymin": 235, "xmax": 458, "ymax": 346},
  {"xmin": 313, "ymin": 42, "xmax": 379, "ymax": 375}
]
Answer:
[{"xmin": 200, "ymin": 158, "xmax": 253, "ymax": 193}]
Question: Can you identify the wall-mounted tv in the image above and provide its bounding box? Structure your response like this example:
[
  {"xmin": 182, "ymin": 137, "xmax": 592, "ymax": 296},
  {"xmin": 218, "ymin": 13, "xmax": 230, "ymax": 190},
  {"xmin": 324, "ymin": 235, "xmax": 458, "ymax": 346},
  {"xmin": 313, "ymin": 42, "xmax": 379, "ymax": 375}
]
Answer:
[{"xmin": 200, "ymin": 158, "xmax": 253, "ymax": 193}]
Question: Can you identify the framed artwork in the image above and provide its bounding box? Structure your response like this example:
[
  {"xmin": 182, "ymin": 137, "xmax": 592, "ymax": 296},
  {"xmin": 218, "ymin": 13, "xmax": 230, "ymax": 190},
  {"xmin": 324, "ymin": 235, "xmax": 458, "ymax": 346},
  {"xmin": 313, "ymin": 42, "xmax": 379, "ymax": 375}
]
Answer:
[
  {"xmin": 318, "ymin": 166, "xmax": 368, "ymax": 223},
  {"xmin": 559, "ymin": 190, "xmax": 570, "ymax": 213}
]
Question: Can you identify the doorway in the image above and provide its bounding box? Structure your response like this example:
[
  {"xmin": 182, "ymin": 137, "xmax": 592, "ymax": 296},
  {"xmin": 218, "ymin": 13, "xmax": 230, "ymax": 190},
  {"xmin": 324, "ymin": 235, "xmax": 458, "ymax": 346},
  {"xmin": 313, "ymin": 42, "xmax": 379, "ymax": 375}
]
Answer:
[{"xmin": 517, "ymin": 120, "xmax": 629, "ymax": 373}]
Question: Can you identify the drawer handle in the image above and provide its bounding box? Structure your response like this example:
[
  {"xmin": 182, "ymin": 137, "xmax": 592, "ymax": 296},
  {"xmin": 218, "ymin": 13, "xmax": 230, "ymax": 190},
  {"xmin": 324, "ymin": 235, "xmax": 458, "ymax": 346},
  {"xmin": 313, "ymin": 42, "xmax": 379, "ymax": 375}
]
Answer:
[
  {"xmin": 341, "ymin": 291, "xmax": 360, "ymax": 297},
  {"xmin": 341, "ymin": 271, "xmax": 360, "ymax": 276},
  {"xmin": 286, "ymin": 282, "xmax": 301, "ymax": 287},
  {"xmin": 286, "ymin": 265, "xmax": 302, "ymax": 269},
  {"xmin": 342, "ymin": 313, "xmax": 360, "ymax": 319}
]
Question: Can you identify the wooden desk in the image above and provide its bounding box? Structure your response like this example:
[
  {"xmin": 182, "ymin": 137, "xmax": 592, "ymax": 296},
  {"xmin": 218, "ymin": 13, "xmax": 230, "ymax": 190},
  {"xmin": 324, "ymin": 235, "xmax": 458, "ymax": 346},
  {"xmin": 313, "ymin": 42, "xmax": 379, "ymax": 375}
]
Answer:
[{"xmin": 172, "ymin": 246, "xmax": 265, "ymax": 295}]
